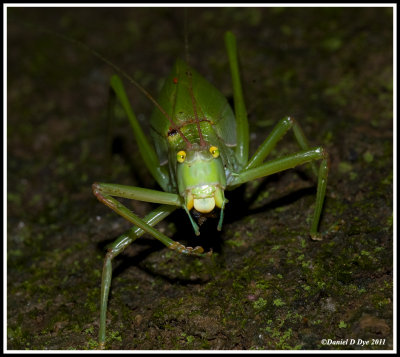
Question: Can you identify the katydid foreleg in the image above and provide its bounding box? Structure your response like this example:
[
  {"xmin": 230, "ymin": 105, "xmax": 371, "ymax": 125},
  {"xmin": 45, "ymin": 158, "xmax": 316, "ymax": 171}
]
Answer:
[
  {"xmin": 92, "ymin": 182, "xmax": 208, "ymax": 255},
  {"xmin": 230, "ymin": 147, "xmax": 328, "ymax": 240}
]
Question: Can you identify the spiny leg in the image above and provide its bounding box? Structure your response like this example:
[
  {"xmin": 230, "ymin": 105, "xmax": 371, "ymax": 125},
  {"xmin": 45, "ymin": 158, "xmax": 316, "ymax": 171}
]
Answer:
[
  {"xmin": 92, "ymin": 182, "xmax": 207, "ymax": 255},
  {"xmin": 225, "ymin": 31, "xmax": 249, "ymax": 167},
  {"xmin": 230, "ymin": 147, "xmax": 328, "ymax": 240},
  {"xmin": 99, "ymin": 204, "xmax": 176, "ymax": 348},
  {"xmin": 110, "ymin": 75, "xmax": 170, "ymax": 191},
  {"xmin": 224, "ymin": 33, "xmax": 318, "ymax": 177},
  {"xmin": 245, "ymin": 116, "xmax": 318, "ymax": 176},
  {"xmin": 94, "ymin": 181, "xmax": 212, "ymax": 348},
  {"xmin": 94, "ymin": 182, "xmax": 199, "ymax": 235},
  {"xmin": 291, "ymin": 118, "xmax": 319, "ymax": 176},
  {"xmin": 224, "ymin": 33, "xmax": 326, "ymax": 236}
]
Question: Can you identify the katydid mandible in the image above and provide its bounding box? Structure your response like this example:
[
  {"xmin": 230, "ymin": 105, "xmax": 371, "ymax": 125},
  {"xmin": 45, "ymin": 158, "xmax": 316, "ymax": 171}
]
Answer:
[{"xmin": 92, "ymin": 31, "xmax": 329, "ymax": 348}]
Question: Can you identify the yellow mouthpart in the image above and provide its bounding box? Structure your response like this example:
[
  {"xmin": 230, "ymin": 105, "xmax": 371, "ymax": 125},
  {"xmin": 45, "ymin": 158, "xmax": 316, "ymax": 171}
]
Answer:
[
  {"xmin": 186, "ymin": 187, "xmax": 224, "ymax": 213},
  {"xmin": 194, "ymin": 197, "xmax": 215, "ymax": 213}
]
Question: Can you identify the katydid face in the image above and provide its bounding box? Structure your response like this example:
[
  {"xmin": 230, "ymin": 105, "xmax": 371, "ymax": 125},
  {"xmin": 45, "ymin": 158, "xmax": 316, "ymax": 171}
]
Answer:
[{"xmin": 176, "ymin": 144, "xmax": 227, "ymax": 214}]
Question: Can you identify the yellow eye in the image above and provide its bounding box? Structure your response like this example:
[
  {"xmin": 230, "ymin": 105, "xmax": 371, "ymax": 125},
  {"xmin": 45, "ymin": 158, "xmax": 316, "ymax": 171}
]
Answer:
[
  {"xmin": 177, "ymin": 150, "xmax": 186, "ymax": 163},
  {"xmin": 209, "ymin": 146, "xmax": 219, "ymax": 158}
]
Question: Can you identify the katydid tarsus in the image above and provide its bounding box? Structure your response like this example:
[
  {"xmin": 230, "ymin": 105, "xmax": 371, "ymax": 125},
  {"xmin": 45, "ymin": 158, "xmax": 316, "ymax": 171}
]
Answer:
[{"xmin": 89, "ymin": 31, "xmax": 328, "ymax": 348}]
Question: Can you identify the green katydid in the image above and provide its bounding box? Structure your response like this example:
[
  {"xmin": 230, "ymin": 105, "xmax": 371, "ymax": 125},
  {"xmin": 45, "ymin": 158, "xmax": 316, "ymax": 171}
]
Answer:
[{"xmin": 92, "ymin": 31, "xmax": 328, "ymax": 348}]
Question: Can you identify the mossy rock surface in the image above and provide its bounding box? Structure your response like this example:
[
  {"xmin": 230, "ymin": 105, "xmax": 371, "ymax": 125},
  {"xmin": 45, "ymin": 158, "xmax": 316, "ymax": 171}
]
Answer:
[{"xmin": 7, "ymin": 7, "xmax": 393, "ymax": 350}]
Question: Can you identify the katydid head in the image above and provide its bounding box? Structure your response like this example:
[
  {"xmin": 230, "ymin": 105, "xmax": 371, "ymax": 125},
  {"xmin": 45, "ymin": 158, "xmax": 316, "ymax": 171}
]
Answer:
[{"xmin": 176, "ymin": 143, "xmax": 227, "ymax": 230}]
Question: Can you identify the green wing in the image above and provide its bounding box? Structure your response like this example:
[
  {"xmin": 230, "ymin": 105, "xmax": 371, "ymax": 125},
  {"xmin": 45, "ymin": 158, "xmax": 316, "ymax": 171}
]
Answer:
[{"xmin": 150, "ymin": 59, "xmax": 237, "ymax": 165}]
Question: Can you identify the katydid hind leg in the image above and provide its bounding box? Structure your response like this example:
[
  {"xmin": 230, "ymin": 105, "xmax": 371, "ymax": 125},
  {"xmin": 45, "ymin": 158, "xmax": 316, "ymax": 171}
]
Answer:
[
  {"xmin": 224, "ymin": 31, "xmax": 249, "ymax": 168},
  {"xmin": 109, "ymin": 75, "xmax": 170, "ymax": 190}
]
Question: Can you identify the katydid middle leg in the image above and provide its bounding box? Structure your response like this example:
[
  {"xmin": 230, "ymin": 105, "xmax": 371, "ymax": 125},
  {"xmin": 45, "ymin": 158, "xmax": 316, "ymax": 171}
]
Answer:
[
  {"xmin": 245, "ymin": 116, "xmax": 319, "ymax": 176},
  {"xmin": 236, "ymin": 116, "xmax": 328, "ymax": 238},
  {"xmin": 93, "ymin": 183, "xmax": 211, "ymax": 348},
  {"xmin": 230, "ymin": 147, "xmax": 328, "ymax": 240},
  {"xmin": 98, "ymin": 204, "xmax": 177, "ymax": 348}
]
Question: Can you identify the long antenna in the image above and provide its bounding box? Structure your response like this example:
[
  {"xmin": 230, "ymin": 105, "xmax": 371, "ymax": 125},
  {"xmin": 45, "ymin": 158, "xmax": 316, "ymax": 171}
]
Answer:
[
  {"xmin": 183, "ymin": 9, "xmax": 206, "ymax": 147},
  {"xmin": 184, "ymin": 8, "xmax": 190, "ymax": 64},
  {"xmin": 25, "ymin": 23, "xmax": 192, "ymax": 147},
  {"xmin": 186, "ymin": 71, "xmax": 206, "ymax": 147}
]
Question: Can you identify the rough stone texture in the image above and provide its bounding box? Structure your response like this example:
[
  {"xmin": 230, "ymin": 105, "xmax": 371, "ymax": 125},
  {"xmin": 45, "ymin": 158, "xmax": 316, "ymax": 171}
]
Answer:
[{"xmin": 7, "ymin": 7, "xmax": 393, "ymax": 350}]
